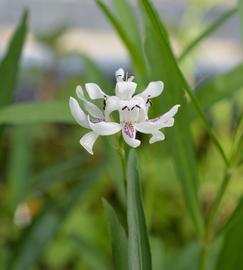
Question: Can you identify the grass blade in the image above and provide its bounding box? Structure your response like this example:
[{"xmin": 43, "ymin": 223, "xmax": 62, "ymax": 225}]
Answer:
[
  {"xmin": 214, "ymin": 200, "xmax": 243, "ymax": 270},
  {"xmin": 96, "ymin": 0, "xmax": 146, "ymax": 78},
  {"xmin": 139, "ymin": 0, "xmax": 204, "ymax": 235},
  {"xmin": 7, "ymin": 126, "xmax": 33, "ymax": 210},
  {"xmin": 102, "ymin": 199, "xmax": 128, "ymax": 270},
  {"xmin": 0, "ymin": 10, "xmax": 28, "ymax": 140},
  {"xmin": 179, "ymin": 8, "xmax": 237, "ymax": 61},
  {"xmin": 0, "ymin": 101, "xmax": 72, "ymax": 125},
  {"xmin": 127, "ymin": 150, "xmax": 152, "ymax": 270},
  {"xmin": 111, "ymin": 0, "xmax": 142, "ymax": 54},
  {"xmin": 195, "ymin": 64, "xmax": 243, "ymax": 112}
]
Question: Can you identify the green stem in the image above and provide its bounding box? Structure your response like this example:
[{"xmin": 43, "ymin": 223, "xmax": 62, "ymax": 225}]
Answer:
[
  {"xmin": 118, "ymin": 137, "xmax": 127, "ymax": 195},
  {"xmin": 199, "ymin": 243, "xmax": 209, "ymax": 270},
  {"xmin": 205, "ymin": 170, "xmax": 232, "ymax": 238}
]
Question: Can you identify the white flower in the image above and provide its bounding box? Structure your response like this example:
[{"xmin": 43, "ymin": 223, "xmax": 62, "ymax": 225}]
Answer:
[{"xmin": 69, "ymin": 68, "xmax": 180, "ymax": 155}]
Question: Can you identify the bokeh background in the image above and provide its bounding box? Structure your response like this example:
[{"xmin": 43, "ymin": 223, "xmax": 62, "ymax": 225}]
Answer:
[{"xmin": 0, "ymin": 0, "xmax": 242, "ymax": 269}]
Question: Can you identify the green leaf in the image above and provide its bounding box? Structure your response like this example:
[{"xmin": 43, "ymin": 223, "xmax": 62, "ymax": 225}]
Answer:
[
  {"xmin": 216, "ymin": 197, "xmax": 243, "ymax": 237},
  {"xmin": 138, "ymin": 0, "xmax": 204, "ymax": 235},
  {"xmin": 179, "ymin": 8, "xmax": 237, "ymax": 61},
  {"xmin": 102, "ymin": 199, "xmax": 128, "ymax": 270},
  {"xmin": 0, "ymin": 10, "xmax": 28, "ymax": 140},
  {"xmin": 0, "ymin": 101, "xmax": 73, "ymax": 125},
  {"xmin": 7, "ymin": 126, "xmax": 33, "ymax": 210},
  {"xmin": 9, "ymin": 166, "xmax": 104, "ymax": 270},
  {"xmin": 96, "ymin": 0, "xmax": 146, "ymax": 79},
  {"xmin": 126, "ymin": 150, "xmax": 152, "ymax": 270},
  {"xmin": 0, "ymin": 10, "xmax": 28, "ymax": 107},
  {"xmin": 195, "ymin": 64, "xmax": 243, "ymax": 113},
  {"xmin": 214, "ymin": 198, "xmax": 243, "ymax": 270},
  {"xmin": 111, "ymin": 0, "xmax": 142, "ymax": 54}
]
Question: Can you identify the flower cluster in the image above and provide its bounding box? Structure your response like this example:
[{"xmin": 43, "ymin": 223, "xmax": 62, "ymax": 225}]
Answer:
[{"xmin": 69, "ymin": 68, "xmax": 180, "ymax": 155}]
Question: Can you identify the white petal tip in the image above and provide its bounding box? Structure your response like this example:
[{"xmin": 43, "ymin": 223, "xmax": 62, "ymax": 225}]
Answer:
[
  {"xmin": 80, "ymin": 132, "xmax": 98, "ymax": 155},
  {"xmin": 85, "ymin": 83, "xmax": 106, "ymax": 99},
  {"xmin": 76, "ymin": 85, "xmax": 84, "ymax": 98},
  {"xmin": 115, "ymin": 68, "xmax": 124, "ymax": 79},
  {"xmin": 69, "ymin": 96, "xmax": 76, "ymax": 106}
]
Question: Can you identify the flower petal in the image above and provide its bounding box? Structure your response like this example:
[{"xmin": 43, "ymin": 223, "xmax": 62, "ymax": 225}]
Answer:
[
  {"xmin": 69, "ymin": 97, "xmax": 89, "ymax": 128},
  {"xmin": 104, "ymin": 96, "xmax": 120, "ymax": 120},
  {"xmin": 116, "ymin": 68, "xmax": 125, "ymax": 81},
  {"xmin": 85, "ymin": 83, "xmax": 108, "ymax": 99},
  {"xmin": 80, "ymin": 131, "xmax": 99, "ymax": 155},
  {"xmin": 76, "ymin": 86, "xmax": 104, "ymax": 119},
  {"xmin": 135, "ymin": 104, "xmax": 180, "ymax": 133},
  {"xmin": 149, "ymin": 131, "xmax": 165, "ymax": 144},
  {"xmin": 88, "ymin": 116, "xmax": 121, "ymax": 136},
  {"xmin": 139, "ymin": 81, "xmax": 164, "ymax": 99},
  {"xmin": 122, "ymin": 123, "xmax": 141, "ymax": 148},
  {"xmin": 115, "ymin": 81, "xmax": 137, "ymax": 99}
]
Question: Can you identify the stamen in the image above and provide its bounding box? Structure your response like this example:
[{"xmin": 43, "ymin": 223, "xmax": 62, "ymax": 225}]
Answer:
[
  {"xmin": 122, "ymin": 106, "xmax": 130, "ymax": 111},
  {"xmin": 103, "ymin": 95, "xmax": 107, "ymax": 110}
]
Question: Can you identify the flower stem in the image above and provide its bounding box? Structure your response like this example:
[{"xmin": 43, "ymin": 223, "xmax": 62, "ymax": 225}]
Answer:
[{"xmin": 118, "ymin": 137, "xmax": 127, "ymax": 196}]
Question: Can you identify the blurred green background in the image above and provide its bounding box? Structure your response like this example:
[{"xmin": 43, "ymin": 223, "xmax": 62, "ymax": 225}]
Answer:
[{"xmin": 0, "ymin": 0, "xmax": 242, "ymax": 269}]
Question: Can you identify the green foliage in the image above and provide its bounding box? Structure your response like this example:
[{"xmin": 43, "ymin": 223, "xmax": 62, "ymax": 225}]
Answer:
[
  {"xmin": 102, "ymin": 199, "xmax": 128, "ymax": 270},
  {"xmin": 0, "ymin": 1, "xmax": 242, "ymax": 270},
  {"xmin": 0, "ymin": 10, "xmax": 28, "ymax": 140},
  {"xmin": 127, "ymin": 150, "xmax": 152, "ymax": 270},
  {"xmin": 9, "ymin": 167, "xmax": 104, "ymax": 270},
  {"xmin": 0, "ymin": 101, "xmax": 72, "ymax": 124},
  {"xmin": 214, "ymin": 197, "xmax": 243, "ymax": 270},
  {"xmin": 138, "ymin": 0, "xmax": 204, "ymax": 235}
]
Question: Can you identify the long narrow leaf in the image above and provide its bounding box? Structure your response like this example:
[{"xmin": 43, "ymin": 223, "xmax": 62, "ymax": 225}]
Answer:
[
  {"xmin": 179, "ymin": 8, "xmax": 237, "ymax": 61},
  {"xmin": 0, "ymin": 101, "xmax": 73, "ymax": 125},
  {"xmin": 138, "ymin": 0, "xmax": 204, "ymax": 235},
  {"xmin": 0, "ymin": 10, "xmax": 28, "ymax": 140},
  {"xmin": 102, "ymin": 199, "xmax": 128, "ymax": 270},
  {"xmin": 127, "ymin": 150, "xmax": 152, "ymax": 270},
  {"xmin": 195, "ymin": 64, "xmax": 243, "ymax": 112},
  {"xmin": 111, "ymin": 0, "xmax": 142, "ymax": 54},
  {"xmin": 96, "ymin": 0, "xmax": 146, "ymax": 79},
  {"xmin": 214, "ymin": 200, "xmax": 243, "ymax": 270}
]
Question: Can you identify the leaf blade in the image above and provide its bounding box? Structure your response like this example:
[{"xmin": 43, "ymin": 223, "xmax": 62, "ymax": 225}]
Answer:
[
  {"xmin": 127, "ymin": 149, "xmax": 152, "ymax": 270},
  {"xmin": 102, "ymin": 199, "xmax": 128, "ymax": 270}
]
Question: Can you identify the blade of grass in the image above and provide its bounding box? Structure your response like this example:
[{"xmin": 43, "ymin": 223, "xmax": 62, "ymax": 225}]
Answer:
[
  {"xmin": 96, "ymin": 0, "xmax": 146, "ymax": 79},
  {"xmin": 7, "ymin": 126, "xmax": 33, "ymax": 210},
  {"xmin": 216, "ymin": 197, "xmax": 243, "ymax": 237},
  {"xmin": 111, "ymin": 0, "xmax": 142, "ymax": 54},
  {"xmin": 139, "ymin": 0, "xmax": 204, "ymax": 236},
  {"xmin": 127, "ymin": 150, "xmax": 152, "ymax": 270},
  {"xmin": 0, "ymin": 101, "xmax": 73, "ymax": 125},
  {"xmin": 179, "ymin": 8, "xmax": 237, "ymax": 61},
  {"xmin": 139, "ymin": 0, "xmax": 229, "ymax": 166},
  {"xmin": 102, "ymin": 199, "xmax": 128, "ymax": 270},
  {"xmin": 214, "ymin": 203, "xmax": 243, "ymax": 270},
  {"xmin": 195, "ymin": 64, "xmax": 243, "ymax": 113},
  {"xmin": 0, "ymin": 10, "xmax": 28, "ymax": 140}
]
